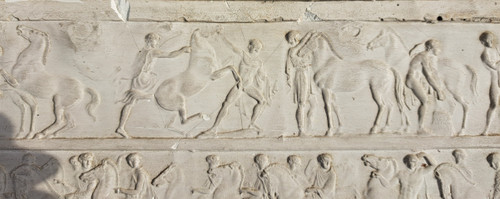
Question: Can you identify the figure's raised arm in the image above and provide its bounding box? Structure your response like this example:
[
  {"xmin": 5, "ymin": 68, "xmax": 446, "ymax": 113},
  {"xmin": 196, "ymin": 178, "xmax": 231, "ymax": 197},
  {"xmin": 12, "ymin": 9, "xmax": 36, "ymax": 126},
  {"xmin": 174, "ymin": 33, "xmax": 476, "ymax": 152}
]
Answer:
[
  {"xmin": 154, "ymin": 46, "xmax": 191, "ymax": 58},
  {"xmin": 422, "ymin": 58, "xmax": 445, "ymax": 100}
]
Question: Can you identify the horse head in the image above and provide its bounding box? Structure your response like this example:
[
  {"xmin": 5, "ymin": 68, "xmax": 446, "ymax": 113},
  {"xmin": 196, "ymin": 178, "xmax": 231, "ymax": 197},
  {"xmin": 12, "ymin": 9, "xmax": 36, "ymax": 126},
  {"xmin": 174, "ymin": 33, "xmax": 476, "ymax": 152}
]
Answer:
[
  {"xmin": 152, "ymin": 164, "xmax": 177, "ymax": 187},
  {"xmin": 361, "ymin": 154, "xmax": 382, "ymax": 170},
  {"xmin": 16, "ymin": 25, "xmax": 50, "ymax": 65},
  {"xmin": 367, "ymin": 29, "xmax": 388, "ymax": 51},
  {"xmin": 16, "ymin": 25, "xmax": 48, "ymax": 42}
]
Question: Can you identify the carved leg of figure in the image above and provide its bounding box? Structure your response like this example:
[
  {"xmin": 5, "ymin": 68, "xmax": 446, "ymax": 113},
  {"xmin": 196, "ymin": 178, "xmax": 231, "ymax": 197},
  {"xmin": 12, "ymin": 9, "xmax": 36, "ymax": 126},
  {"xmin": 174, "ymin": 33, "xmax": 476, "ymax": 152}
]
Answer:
[
  {"xmin": 409, "ymin": 83, "xmax": 432, "ymax": 135},
  {"xmin": 322, "ymin": 89, "xmax": 335, "ymax": 136},
  {"xmin": 197, "ymin": 87, "xmax": 241, "ymax": 138},
  {"xmin": 35, "ymin": 96, "xmax": 67, "ymax": 139},
  {"xmin": 246, "ymin": 87, "xmax": 266, "ymax": 132},
  {"xmin": 483, "ymin": 85, "xmax": 499, "ymax": 136},
  {"xmin": 398, "ymin": 110, "xmax": 411, "ymax": 134},
  {"xmin": 116, "ymin": 100, "xmax": 136, "ymax": 139},
  {"xmin": 297, "ymin": 102, "xmax": 307, "ymax": 136}
]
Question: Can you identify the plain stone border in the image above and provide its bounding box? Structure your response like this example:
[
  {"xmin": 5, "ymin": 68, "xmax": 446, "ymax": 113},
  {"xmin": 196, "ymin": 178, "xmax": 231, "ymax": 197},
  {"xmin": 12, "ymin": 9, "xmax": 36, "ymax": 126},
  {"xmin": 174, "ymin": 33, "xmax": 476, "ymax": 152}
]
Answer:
[
  {"xmin": 1, "ymin": 136, "xmax": 499, "ymax": 151},
  {"xmin": 1, "ymin": 1, "xmax": 500, "ymax": 23}
]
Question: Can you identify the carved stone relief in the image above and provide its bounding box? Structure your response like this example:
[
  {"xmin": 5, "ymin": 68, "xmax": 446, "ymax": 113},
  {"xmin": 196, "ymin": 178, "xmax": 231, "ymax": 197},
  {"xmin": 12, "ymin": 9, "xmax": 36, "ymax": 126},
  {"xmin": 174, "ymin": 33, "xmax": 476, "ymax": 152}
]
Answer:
[{"xmin": 1, "ymin": 1, "xmax": 500, "ymax": 199}]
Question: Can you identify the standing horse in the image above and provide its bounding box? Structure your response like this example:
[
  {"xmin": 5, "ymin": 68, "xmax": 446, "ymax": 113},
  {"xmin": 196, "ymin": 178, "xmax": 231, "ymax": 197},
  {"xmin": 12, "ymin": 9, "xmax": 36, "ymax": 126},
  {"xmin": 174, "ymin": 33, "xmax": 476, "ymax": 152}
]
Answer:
[
  {"xmin": 80, "ymin": 159, "xmax": 119, "ymax": 199},
  {"xmin": 367, "ymin": 28, "xmax": 478, "ymax": 135},
  {"xmin": 305, "ymin": 33, "xmax": 407, "ymax": 135},
  {"xmin": 154, "ymin": 29, "xmax": 236, "ymax": 127},
  {"xmin": 151, "ymin": 164, "xmax": 190, "ymax": 199},
  {"xmin": 361, "ymin": 154, "xmax": 398, "ymax": 199},
  {"xmin": 9, "ymin": 25, "xmax": 101, "ymax": 139}
]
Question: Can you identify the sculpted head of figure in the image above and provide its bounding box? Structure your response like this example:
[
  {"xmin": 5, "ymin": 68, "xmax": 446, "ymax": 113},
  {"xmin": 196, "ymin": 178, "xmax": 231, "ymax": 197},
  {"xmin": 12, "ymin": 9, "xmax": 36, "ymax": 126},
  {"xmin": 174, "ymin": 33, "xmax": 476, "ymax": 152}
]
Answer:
[
  {"xmin": 287, "ymin": 155, "xmax": 301, "ymax": 170},
  {"xmin": 69, "ymin": 155, "xmax": 80, "ymax": 170},
  {"xmin": 248, "ymin": 39, "xmax": 263, "ymax": 54},
  {"xmin": 126, "ymin": 153, "xmax": 143, "ymax": 169},
  {"xmin": 145, "ymin": 32, "xmax": 161, "ymax": 49},
  {"xmin": 285, "ymin": 30, "xmax": 301, "ymax": 46},
  {"xmin": 206, "ymin": 155, "xmax": 220, "ymax": 169},
  {"xmin": 480, "ymin": 31, "xmax": 497, "ymax": 48},
  {"xmin": 488, "ymin": 152, "xmax": 500, "ymax": 170},
  {"xmin": 22, "ymin": 153, "xmax": 35, "ymax": 165},
  {"xmin": 425, "ymin": 39, "xmax": 441, "ymax": 56},
  {"xmin": 317, "ymin": 153, "xmax": 333, "ymax": 170},
  {"xmin": 403, "ymin": 154, "xmax": 418, "ymax": 170},
  {"xmin": 78, "ymin": 153, "xmax": 96, "ymax": 171},
  {"xmin": 452, "ymin": 149, "xmax": 466, "ymax": 164},
  {"xmin": 254, "ymin": 154, "xmax": 269, "ymax": 170}
]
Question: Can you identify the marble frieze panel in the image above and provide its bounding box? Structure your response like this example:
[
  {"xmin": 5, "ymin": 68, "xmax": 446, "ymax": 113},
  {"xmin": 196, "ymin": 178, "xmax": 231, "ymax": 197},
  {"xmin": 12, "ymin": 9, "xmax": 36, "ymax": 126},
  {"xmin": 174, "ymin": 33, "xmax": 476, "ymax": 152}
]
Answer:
[{"xmin": 1, "ymin": 1, "xmax": 500, "ymax": 199}]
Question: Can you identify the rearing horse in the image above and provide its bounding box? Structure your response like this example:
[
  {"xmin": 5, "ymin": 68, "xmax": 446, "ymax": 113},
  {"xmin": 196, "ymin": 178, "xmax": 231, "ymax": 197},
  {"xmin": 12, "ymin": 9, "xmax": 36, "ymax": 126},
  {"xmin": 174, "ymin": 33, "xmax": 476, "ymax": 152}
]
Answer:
[
  {"xmin": 154, "ymin": 29, "xmax": 237, "ymax": 128},
  {"xmin": 9, "ymin": 25, "xmax": 101, "ymax": 139}
]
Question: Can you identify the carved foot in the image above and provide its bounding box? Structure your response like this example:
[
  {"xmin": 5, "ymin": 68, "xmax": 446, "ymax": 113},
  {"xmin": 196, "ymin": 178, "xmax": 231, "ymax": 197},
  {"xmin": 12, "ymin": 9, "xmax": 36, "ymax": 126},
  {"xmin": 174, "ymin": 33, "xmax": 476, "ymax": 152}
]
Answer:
[
  {"xmin": 115, "ymin": 128, "xmax": 131, "ymax": 139},
  {"xmin": 456, "ymin": 128, "xmax": 466, "ymax": 136},
  {"xmin": 325, "ymin": 129, "xmax": 335, "ymax": 137},
  {"xmin": 417, "ymin": 128, "xmax": 432, "ymax": 136},
  {"xmin": 369, "ymin": 126, "xmax": 380, "ymax": 135},
  {"xmin": 248, "ymin": 123, "xmax": 262, "ymax": 134},
  {"xmin": 481, "ymin": 131, "xmax": 490, "ymax": 136}
]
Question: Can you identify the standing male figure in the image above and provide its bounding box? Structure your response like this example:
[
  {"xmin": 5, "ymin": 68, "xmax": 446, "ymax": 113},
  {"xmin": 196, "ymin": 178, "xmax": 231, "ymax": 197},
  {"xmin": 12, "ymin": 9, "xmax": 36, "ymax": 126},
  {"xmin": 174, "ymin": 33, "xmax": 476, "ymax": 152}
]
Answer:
[
  {"xmin": 285, "ymin": 30, "xmax": 317, "ymax": 136},
  {"xmin": 116, "ymin": 32, "xmax": 190, "ymax": 138},
  {"xmin": 406, "ymin": 39, "xmax": 446, "ymax": 135},
  {"xmin": 202, "ymin": 35, "xmax": 269, "ymax": 134},
  {"xmin": 480, "ymin": 31, "xmax": 500, "ymax": 135}
]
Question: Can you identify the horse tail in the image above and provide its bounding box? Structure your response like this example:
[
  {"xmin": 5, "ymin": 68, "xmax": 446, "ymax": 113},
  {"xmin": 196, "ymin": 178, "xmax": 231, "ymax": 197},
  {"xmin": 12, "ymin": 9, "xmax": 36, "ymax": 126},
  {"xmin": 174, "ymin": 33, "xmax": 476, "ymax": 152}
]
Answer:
[
  {"xmin": 85, "ymin": 87, "xmax": 101, "ymax": 121},
  {"xmin": 465, "ymin": 64, "xmax": 478, "ymax": 97},
  {"xmin": 391, "ymin": 68, "xmax": 406, "ymax": 111}
]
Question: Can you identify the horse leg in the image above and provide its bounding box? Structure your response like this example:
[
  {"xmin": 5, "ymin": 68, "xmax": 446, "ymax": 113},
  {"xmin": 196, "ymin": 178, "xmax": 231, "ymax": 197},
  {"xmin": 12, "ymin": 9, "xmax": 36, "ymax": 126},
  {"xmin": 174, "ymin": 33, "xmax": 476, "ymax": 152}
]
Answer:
[
  {"xmin": 34, "ymin": 96, "xmax": 67, "ymax": 139},
  {"xmin": 453, "ymin": 95, "xmax": 469, "ymax": 136},
  {"xmin": 16, "ymin": 91, "xmax": 38, "ymax": 139},
  {"xmin": 370, "ymin": 86, "xmax": 388, "ymax": 135},
  {"xmin": 322, "ymin": 89, "xmax": 336, "ymax": 136},
  {"xmin": 11, "ymin": 93, "xmax": 28, "ymax": 138}
]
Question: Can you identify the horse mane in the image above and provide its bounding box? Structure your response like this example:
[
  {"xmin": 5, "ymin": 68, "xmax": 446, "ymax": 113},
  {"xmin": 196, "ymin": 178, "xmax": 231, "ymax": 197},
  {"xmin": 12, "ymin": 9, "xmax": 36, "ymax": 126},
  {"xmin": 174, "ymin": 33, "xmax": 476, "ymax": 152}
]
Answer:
[
  {"xmin": 42, "ymin": 32, "xmax": 50, "ymax": 65},
  {"xmin": 385, "ymin": 27, "xmax": 409, "ymax": 51}
]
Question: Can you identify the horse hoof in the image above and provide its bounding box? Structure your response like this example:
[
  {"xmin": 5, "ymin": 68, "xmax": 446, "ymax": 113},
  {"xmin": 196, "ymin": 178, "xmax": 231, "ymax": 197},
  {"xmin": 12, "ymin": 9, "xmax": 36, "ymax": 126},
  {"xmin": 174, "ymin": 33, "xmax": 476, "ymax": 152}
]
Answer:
[
  {"xmin": 456, "ymin": 129, "xmax": 466, "ymax": 136},
  {"xmin": 115, "ymin": 128, "xmax": 131, "ymax": 139},
  {"xmin": 369, "ymin": 126, "xmax": 380, "ymax": 135},
  {"xmin": 33, "ymin": 133, "xmax": 45, "ymax": 139}
]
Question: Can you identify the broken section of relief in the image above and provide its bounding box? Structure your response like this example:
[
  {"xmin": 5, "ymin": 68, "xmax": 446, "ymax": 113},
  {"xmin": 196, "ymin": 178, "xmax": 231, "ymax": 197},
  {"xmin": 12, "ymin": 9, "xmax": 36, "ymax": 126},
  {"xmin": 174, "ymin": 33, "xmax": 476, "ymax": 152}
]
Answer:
[
  {"xmin": 0, "ymin": 149, "xmax": 497, "ymax": 199},
  {"xmin": 0, "ymin": 21, "xmax": 497, "ymax": 139}
]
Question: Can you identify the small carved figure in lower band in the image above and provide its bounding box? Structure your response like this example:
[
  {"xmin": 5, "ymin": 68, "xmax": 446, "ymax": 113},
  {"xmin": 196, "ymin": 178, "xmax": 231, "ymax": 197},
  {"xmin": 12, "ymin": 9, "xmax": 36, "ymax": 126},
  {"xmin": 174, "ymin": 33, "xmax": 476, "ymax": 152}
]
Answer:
[
  {"xmin": 116, "ymin": 32, "xmax": 191, "ymax": 138},
  {"xmin": 487, "ymin": 152, "xmax": 500, "ymax": 199},
  {"xmin": 192, "ymin": 155, "xmax": 244, "ymax": 199},
  {"xmin": 375, "ymin": 152, "xmax": 436, "ymax": 199},
  {"xmin": 434, "ymin": 149, "xmax": 476, "ymax": 199},
  {"xmin": 406, "ymin": 39, "xmax": 446, "ymax": 135},
  {"xmin": 305, "ymin": 153, "xmax": 337, "ymax": 199},
  {"xmin": 480, "ymin": 31, "xmax": 500, "ymax": 136},
  {"xmin": 115, "ymin": 153, "xmax": 156, "ymax": 198}
]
